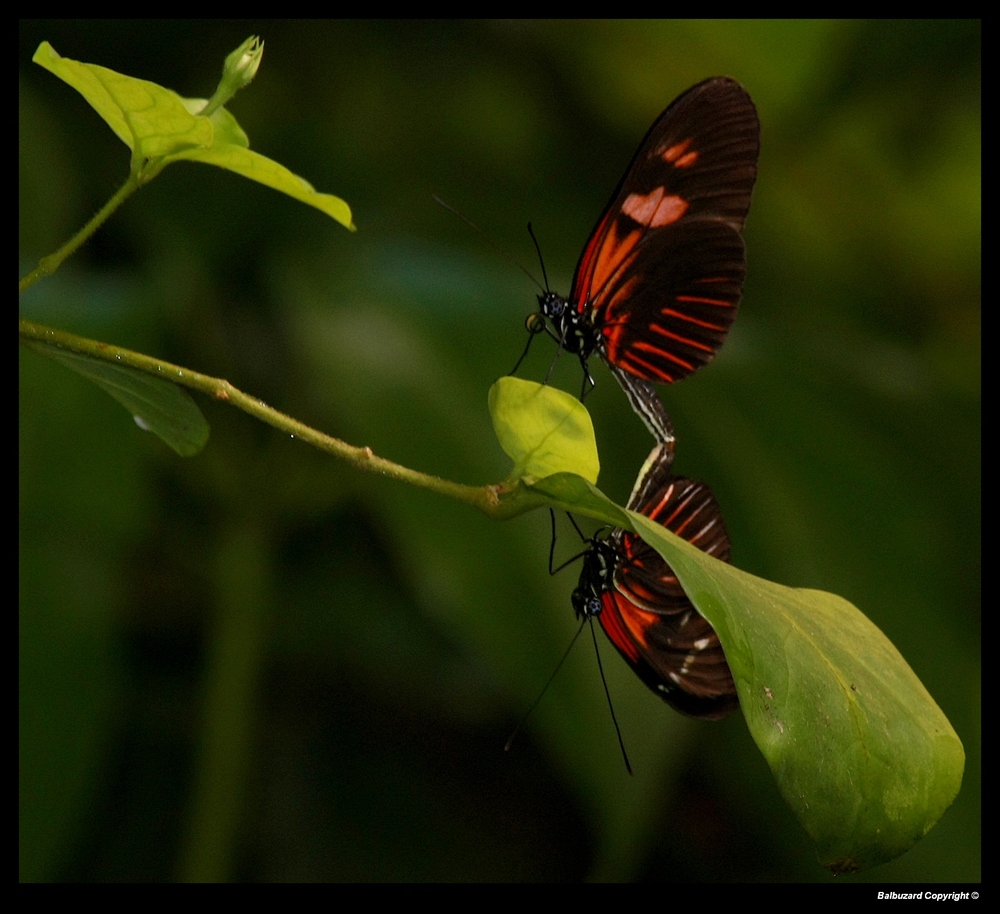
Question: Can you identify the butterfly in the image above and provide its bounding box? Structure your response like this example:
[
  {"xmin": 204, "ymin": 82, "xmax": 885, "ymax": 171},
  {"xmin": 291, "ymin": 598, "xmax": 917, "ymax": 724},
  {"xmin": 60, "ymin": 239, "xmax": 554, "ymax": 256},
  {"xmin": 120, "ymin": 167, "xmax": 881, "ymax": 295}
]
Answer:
[
  {"xmin": 530, "ymin": 77, "xmax": 760, "ymax": 442},
  {"xmin": 572, "ymin": 442, "xmax": 738, "ymax": 719}
]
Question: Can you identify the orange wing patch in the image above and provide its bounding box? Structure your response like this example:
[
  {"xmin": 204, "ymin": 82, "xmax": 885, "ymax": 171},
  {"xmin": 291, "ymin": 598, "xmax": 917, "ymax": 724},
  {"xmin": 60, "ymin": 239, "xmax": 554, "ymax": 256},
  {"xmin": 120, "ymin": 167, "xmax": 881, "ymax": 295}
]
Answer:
[
  {"xmin": 598, "ymin": 593, "xmax": 643, "ymax": 663},
  {"xmin": 622, "ymin": 187, "xmax": 688, "ymax": 228},
  {"xmin": 603, "ymin": 591, "xmax": 658, "ymax": 656},
  {"xmin": 659, "ymin": 138, "xmax": 699, "ymax": 168},
  {"xmin": 588, "ymin": 223, "xmax": 641, "ymax": 301}
]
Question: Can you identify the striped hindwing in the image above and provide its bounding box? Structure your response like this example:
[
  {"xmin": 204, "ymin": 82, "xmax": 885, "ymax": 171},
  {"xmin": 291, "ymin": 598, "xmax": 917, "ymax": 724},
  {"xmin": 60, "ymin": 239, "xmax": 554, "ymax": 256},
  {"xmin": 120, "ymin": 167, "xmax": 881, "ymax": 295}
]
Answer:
[{"xmin": 584, "ymin": 443, "xmax": 738, "ymax": 718}]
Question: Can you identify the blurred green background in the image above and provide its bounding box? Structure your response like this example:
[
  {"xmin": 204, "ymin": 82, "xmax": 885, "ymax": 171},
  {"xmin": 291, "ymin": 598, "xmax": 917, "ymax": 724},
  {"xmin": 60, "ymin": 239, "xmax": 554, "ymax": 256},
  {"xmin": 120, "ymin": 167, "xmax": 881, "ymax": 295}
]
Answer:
[{"xmin": 19, "ymin": 20, "xmax": 980, "ymax": 882}]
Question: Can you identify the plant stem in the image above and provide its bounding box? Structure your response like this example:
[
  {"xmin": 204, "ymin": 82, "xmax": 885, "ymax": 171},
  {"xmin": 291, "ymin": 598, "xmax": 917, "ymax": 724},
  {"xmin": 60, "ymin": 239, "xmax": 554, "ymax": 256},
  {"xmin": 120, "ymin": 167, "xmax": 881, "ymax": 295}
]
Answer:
[
  {"xmin": 19, "ymin": 318, "xmax": 545, "ymax": 520},
  {"xmin": 19, "ymin": 174, "xmax": 141, "ymax": 295},
  {"xmin": 177, "ymin": 521, "xmax": 269, "ymax": 883}
]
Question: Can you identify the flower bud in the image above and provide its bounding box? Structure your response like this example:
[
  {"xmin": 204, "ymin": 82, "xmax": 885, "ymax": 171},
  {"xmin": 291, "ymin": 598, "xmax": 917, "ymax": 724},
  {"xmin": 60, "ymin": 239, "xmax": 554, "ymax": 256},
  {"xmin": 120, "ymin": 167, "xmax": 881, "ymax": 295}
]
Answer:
[{"xmin": 222, "ymin": 36, "xmax": 263, "ymax": 90}]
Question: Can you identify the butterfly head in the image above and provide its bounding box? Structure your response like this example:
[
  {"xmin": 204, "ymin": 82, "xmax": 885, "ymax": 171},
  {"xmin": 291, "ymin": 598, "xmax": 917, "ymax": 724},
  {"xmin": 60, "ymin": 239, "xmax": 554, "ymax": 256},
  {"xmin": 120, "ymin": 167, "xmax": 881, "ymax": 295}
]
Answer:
[
  {"xmin": 538, "ymin": 290, "xmax": 567, "ymax": 320},
  {"xmin": 537, "ymin": 291, "xmax": 599, "ymax": 361}
]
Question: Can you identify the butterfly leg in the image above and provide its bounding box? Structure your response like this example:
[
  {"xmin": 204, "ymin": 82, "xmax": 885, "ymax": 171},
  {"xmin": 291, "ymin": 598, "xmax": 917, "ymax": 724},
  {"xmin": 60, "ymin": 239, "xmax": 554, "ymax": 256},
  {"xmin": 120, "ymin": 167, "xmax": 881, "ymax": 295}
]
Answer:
[
  {"xmin": 508, "ymin": 313, "xmax": 547, "ymax": 377},
  {"xmin": 541, "ymin": 323, "xmax": 570, "ymax": 387},
  {"xmin": 578, "ymin": 355, "xmax": 596, "ymax": 400},
  {"xmin": 548, "ymin": 510, "xmax": 606, "ymax": 576}
]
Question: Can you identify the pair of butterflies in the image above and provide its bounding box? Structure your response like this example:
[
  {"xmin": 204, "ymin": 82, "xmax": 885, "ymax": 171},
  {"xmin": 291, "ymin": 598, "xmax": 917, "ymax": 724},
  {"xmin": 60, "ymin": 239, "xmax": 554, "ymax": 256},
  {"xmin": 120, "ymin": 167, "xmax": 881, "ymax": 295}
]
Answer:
[{"xmin": 531, "ymin": 77, "xmax": 759, "ymax": 719}]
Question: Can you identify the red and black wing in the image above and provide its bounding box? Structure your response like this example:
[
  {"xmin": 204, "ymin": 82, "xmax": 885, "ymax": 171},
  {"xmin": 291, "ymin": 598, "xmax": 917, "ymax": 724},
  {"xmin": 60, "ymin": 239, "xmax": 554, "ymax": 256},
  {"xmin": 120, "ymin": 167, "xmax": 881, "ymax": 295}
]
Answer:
[
  {"xmin": 598, "ymin": 444, "xmax": 737, "ymax": 718},
  {"xmin": 572, "ymin": 77, "xmax": 759, "ymax": 384}
]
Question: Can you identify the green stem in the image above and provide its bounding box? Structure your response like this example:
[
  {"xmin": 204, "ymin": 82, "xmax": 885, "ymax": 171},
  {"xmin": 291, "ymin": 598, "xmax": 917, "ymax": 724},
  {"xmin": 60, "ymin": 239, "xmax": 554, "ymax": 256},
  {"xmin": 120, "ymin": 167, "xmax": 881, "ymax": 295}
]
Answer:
[
  {"xmin": 18, "ymin": 318, "xmax": 545, "ymax": 521},
  {"xmin": 177, "ymin": 522, "xmax": 270, "ymax": 882},
  {"xmin": 18, "ymin": 174, "xmax": 141, "ymax": 295}
]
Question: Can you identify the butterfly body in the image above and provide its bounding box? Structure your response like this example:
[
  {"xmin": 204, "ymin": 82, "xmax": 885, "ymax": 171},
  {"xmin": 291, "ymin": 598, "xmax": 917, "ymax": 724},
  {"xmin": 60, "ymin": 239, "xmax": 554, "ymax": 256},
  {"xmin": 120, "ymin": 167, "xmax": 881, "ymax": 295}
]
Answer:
[{"xmin": 538, "ymin": 288, "xmax": 599, "ymax": 367}]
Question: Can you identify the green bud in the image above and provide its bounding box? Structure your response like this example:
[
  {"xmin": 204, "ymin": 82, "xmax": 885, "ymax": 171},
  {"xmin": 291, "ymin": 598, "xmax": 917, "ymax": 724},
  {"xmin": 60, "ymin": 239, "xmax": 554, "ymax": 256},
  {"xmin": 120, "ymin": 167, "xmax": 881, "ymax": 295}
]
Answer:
[
  {"xmin": 202, "ymin": 36, "xmax": 264, "ymax": 118},
  {"xmin": 223, "ymin": 36, "xmax": 263, "ymax": 90}
]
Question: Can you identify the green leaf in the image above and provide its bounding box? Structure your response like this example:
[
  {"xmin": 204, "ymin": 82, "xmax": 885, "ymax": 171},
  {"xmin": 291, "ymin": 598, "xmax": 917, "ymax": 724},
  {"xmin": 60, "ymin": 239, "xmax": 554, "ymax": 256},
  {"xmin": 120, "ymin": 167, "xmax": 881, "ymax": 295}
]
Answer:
[
  {"xmin": 489, "ymin": 378, "xmax": 599, "ymax": 484},
  {"xmin": 524, "ymin": 471, "xmax": 630, "ymax": 527},
  {"xmin": 32, "ymin": 41, "xmax": 354, "ymax": 230},
  {"xmin": 181, "ymin": 100, "xmax": 250, "ymax": 148},
  {"xmin": 32, "ymin": 41, "xmax": 213, "ymax": 159},
  {"xmin": 519, "ymin": 469, "xmax": 964, "ymax": 872},
  {"xmin": 628, "ymin": 512, "xmax": 964, "ymax": 873},
  {"xmin": 166, "ymin": 144, "xmax": 354, "ymax": 229},
  {"xmin": 24, "ymin": 342, "xmax": 210, "ymax": 457}
]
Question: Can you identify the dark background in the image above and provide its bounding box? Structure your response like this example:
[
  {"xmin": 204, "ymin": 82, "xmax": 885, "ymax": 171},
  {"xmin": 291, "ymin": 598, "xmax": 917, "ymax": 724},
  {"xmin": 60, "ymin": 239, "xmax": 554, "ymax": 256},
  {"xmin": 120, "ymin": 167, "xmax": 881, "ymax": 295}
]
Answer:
[{"xmin": 20, "ymin": 20, "xmax": 980, "ymax": 882}]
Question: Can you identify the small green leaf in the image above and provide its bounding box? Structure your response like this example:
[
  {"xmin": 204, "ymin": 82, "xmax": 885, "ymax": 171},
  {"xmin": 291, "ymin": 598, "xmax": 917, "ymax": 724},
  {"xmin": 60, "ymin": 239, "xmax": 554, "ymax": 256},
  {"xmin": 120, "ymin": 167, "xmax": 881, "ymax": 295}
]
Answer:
[
  {"xmin": 519, "ymin": 471, "xmax": 963, "ymax": 872},
  {"xmin": 489, "ymin": 378, "xmax": 599, "ymax": 483},
  {"xmin": 524, "ymin": 471, "xmax": 631, "ymax": 527},
  {"xmin": 180, "ymin": 101, "xmax": 249, "ymax": 148},
  {"xmin": 25, "ymin": 342, "xmax": 210, "ymax": 457},
  {"xmin": 32, "ymin": 41, "xmax": 354, "ymax": 231}
]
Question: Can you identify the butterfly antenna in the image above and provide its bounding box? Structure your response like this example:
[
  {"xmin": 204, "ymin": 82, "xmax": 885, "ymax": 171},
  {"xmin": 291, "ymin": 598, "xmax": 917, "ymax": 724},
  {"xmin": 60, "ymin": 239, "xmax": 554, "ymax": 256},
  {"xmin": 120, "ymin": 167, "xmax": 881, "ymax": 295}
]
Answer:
[
  {"xmin": 526, "ymin": 222, "xmax": 551, "ymax": 293},
  {"xmin": 505, "ymin": 619, "xmax": 589, "ymax": 753},
  {"xmin": 587, "ymin": 615, "xmax": 634, "ymax": 776},
  {"xmin": 524, "ymin": 227, "xmax": 578, "ymax": 388},
  {"xmin": 508, "ymin": 511, "xmax": 631, "ymax": 772},
  {"xmin": 432, "ymin": 195, "xmax": 544, "ymax": 293}
]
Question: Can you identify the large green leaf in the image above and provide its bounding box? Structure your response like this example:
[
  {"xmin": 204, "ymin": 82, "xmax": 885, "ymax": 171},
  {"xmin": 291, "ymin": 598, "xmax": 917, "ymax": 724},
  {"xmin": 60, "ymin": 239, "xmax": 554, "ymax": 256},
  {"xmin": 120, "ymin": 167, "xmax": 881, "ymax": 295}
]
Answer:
[
  {"xmin": 24, "ymin": 342, "xmax": 209, "ymax": 457},
  {"xmin": 524, "ymin": 469, "xmax": 964, "ymax": 872},
  {"xmin": 630, "ymin": 511, "xmax": 964, "ymax": 872},
  {"xmin": 32, "ymin": 41, "xmax": 353, "ymax": 230}
]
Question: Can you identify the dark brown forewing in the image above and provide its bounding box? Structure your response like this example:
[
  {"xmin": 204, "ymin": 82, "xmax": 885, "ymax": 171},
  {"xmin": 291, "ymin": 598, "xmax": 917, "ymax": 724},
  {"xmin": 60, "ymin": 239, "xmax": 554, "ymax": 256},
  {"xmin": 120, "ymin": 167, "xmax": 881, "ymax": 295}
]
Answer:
[{"xmin": 606, "ymin": 76, "xmax": 760, "ymax": 232}]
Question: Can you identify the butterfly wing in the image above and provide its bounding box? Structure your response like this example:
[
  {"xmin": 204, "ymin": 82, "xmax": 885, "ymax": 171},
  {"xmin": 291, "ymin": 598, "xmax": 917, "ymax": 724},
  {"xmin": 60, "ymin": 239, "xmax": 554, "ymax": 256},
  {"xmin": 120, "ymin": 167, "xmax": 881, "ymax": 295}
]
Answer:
[
  {"xmin": 571, "ymin": 77, "xmax": 760, "ymax": 384},
  {"xmin": 598, "ymin": 444, "xmax": 738, "ymax": 718}
]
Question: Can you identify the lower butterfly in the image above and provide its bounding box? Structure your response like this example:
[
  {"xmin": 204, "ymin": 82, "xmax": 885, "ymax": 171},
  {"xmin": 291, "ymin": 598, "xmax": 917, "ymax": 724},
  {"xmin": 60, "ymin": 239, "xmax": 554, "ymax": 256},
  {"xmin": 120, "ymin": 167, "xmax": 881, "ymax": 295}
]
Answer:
[{"xmin": 574, "ymin": 442, "xmax": 738, "ymax": 719}]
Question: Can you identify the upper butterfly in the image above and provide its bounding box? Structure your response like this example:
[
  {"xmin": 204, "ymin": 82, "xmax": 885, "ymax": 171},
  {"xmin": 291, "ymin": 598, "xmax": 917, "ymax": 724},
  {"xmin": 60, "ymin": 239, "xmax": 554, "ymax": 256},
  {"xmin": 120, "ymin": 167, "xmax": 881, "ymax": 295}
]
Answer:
[{"xmin": 534, "ymin": 77, "xmax": 760, "ymax": 395}]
